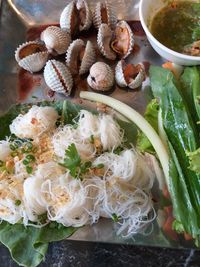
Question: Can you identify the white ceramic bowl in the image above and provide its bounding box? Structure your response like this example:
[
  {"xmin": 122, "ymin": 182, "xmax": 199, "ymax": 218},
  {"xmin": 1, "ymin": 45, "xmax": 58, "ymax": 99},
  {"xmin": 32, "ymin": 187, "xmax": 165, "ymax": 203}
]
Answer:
[{"xmin": 139, "ymin": 0, "xmax": 200, "ymax": 66}]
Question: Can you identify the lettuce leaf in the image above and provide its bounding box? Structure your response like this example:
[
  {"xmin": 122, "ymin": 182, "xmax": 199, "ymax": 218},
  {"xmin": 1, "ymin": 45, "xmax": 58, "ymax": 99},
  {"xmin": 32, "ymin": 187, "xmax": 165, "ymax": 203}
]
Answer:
[
  {"xmin": 187, "ymin": 148, "xmax": 200, "ymax": 174},
  {"xmin": 137, "ymin": 99, "xmax": 159, "ymax": 154},
  {"xmin": 0, "ymin": 221, "xmax": 76, "ymax": 267}
]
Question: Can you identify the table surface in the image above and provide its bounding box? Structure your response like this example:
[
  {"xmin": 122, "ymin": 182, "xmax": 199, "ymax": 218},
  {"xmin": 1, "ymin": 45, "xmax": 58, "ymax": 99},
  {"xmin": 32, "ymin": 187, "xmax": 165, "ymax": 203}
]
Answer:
[{"xmin": 0, "ymin": 240, "xmax": 200, "ymax": 267}]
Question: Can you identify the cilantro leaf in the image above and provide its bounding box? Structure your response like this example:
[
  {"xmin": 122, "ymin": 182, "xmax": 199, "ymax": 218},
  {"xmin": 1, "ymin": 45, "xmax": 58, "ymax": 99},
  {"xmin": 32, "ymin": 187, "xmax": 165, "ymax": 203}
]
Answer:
[
  {"xmin": 61, "ymin": 143, "xmax": 91, "ymax": 179},
  {"xmin": 60, "ymin": 144, "xmax": 81, "ymax": 177}
]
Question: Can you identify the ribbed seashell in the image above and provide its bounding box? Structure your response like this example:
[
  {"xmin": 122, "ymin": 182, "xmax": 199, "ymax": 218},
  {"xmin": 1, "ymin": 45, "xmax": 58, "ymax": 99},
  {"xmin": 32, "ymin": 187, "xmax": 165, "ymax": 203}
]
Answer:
[
  {"xmin": 115, "ymin": 60, "xmax": 145, "ymax": 89},
  {"xmin": 87, "ymin": 62, "xmax": 114, "ymax": 91},
  {"xmin": 76, "ymin": 0, "xmax": 92, "ymax": 31},
  {"xmin": 97, "ymin": 23, "xmax": 116, "ymax": 60},
  {"xmin": 111, "ymin": 20, "xmax": 134, "ymax": 59},
  {"xmin": 44, "ymin": 60, "xmax": 73, "ymax": 96},
  {"xmin": 60, "ymin": 1, "xmax": 79, "ymax": 35},
  {"xmin": 60, "ymin": 0, "xmax": 92, "ymax": 35},
  {"xmin": 66, "ymin": 39, "xmax": 96, "ymax": 75},
  {"xmin": 40, "ymin": 26, "xmax": 71, "ymax": 55},
  {"xmin": 15, "ymin": 41, "xmax": 49, "ymax": 73},
  {"xmin": 80, "ymin": 40, "xmax": 96, "ymax": 75},
  {"xmin": 93, "ymin": 1, "xmax": 117, "ymax": 30}
]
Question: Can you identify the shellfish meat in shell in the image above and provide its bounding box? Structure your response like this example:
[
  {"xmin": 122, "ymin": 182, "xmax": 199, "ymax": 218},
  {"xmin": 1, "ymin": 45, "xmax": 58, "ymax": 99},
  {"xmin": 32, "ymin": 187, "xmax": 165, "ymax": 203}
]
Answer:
[
  {"xmin": 15, "ymin": 41, "xmax": 49, "ymax": 73},
  {"xmin": 76, "ymin": 0, "xmax": 92, "ymax": 31},
  {"xmin": 93, "ymin": 1, "xmax": 117, "ymax": 30},
  {"xmin": 111, "ymin": 20, "xmax": 134, "ymax": 59},
  {"xmin": 66, "ymin": 39, "xmax": 96, "ymax": 75},
  {"xmin": 44, "ymin": 59, "xmax": 73, "ymax": 96},
  {"xmin": 87, "ymin": 62, "xmax": 114, "ymax": 91},
  {"xmin": 97, "ymin": 23, "xmax": 116, "ymax": 60},
  {"xmin": 41, "ymin": 26, "xmax": 71, "ymax": 55},
  {"xmin": 115, "ymin": 60, "xmax": 145, "ymax": 89},
  {"xmin": 60, "ymin": 0, "xmax": 92, "ymax": 35}
]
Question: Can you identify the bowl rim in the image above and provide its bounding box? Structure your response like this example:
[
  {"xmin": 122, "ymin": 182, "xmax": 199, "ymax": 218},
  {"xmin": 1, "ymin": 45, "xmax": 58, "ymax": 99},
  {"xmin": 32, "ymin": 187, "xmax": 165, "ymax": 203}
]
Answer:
[{"xmin": 139, "ymin": 0, "xmax": 200, "ymax": 62}]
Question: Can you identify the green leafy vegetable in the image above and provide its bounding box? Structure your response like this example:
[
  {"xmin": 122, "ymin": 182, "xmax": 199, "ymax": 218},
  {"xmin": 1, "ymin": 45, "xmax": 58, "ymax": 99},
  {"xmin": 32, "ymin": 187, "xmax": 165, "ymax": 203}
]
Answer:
[
  {"xmin": 137, "ymin": 99, "xmax": 159, "ymax": 154},
  {"xmin": 187, "ymin": 148, "xmax": 200, "ymax": 174},
  {"xmin": 180, "ymin": 66, "xmax": 200, "ymax": 123},
  {"xmin": 150, "ymin": 66, "xmax": 200, "ymax": 242},
  {"xmin": 192, "ymin": 27, "xmax": 200, "ymax": 41},
  {"xmin": 0, "ymin": 221, "xmax": 76, "ymax": 267}
]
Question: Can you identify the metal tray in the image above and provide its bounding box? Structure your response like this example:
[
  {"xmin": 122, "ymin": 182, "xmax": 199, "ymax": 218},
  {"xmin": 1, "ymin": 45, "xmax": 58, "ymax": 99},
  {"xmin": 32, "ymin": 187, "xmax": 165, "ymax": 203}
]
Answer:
[{"xmin": 0, "ymin": 0, "xmax": 194, "ymax": 250}]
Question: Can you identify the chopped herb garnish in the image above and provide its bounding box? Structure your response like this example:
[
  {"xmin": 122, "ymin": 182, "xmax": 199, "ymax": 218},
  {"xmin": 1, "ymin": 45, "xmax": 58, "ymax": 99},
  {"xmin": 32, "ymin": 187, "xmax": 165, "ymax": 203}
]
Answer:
[
  {"xmin": 15, "ymin": 200, "xmax": 21, "ymax": 206},
  {"xmin": 60, "ymin": 143, "xmax": 91, "ymax": 179},
  {"xmin": 0, "ymin": 160, "xmax": 3, "ymax": 167},
  {"xmin": 22, "ymin": 142, "xmax": 33, "ymax": 153},
  {"xmin": 23, "ymin": 159, "xmax": 30, "ymax": 165},
  {"xmin": 94, "ymin": 163, "xmax": 104, "ymax": 169},
  {"xmin": 80, "ymin": 161, "xmax": 92, "ymax": 174},
  {"xmin": 111, "ymin": 213, "xmax": 119, "ymax": 222},
  {"xmin": 26, "ymin": 154, "xmax": 35, "ymax": 162},
  {"xmin": 26, "ymin": 166, "xmax": 33, "ymax": 174},
  {"xmin": 9, "ymin": 143, "xmax": 18, "ymax": 151},
  {"xmin": 11, "ymin": 151, "xmax": 18, "ymax": 157}
]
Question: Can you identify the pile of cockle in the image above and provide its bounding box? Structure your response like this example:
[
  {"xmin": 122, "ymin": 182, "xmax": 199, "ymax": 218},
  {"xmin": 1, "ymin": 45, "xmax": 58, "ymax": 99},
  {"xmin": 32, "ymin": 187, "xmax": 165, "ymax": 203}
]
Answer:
[{"xmin": 15, "ymin": 0, "xmax": 146, "ymax": 95}]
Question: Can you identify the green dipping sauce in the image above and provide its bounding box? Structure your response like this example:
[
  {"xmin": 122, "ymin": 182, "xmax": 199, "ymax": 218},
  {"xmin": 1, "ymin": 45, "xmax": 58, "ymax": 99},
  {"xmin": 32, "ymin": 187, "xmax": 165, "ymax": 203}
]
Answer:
[{"xmin": 150, "ymin": 1, "xmax": 200, "ymax": 54}]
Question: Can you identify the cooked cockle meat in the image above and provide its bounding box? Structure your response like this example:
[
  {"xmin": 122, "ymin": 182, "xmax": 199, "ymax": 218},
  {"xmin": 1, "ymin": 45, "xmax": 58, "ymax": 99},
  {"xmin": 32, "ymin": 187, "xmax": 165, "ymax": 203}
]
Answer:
[
  {"xmin": 111, "ymin": 20, "xmax": 134, "ymax": 59},
  {"xmin": 115, "ymin": 60, "xmax": 145, "ymax": 89}
]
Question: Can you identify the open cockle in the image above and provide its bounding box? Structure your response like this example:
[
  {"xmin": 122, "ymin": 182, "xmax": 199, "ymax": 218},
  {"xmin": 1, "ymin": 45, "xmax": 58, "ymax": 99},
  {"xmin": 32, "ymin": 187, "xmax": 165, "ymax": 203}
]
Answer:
[
  {"xmin": 111, "ymin": 20, "xmax": 134, "ymax": 59},
  {"xmin": 76, "ymin": 0, "xmax": 92, "ymax": 31},
  {"xmin": 87, "ymin": 62, "xmax": 114, "ymax": 91},
  {"xmin": 15, "ymin": 41, "xmax": 49, "ymax": 73},
  {"xmin": 66, "ymin": 39, "xmax": 96, "ymax": 75},
  {"xmin": 60, "ymin": 0, "xmax": 92, "ymax": 36},
  {"xmin": 44, "ymin": 59, "xmax": 73, "ymax": 96},
  {"xmin": 115, "ymin": 60, "xmax": 145, "ymax": 89},
  {"xmin": 93, "ymin": 1, "xmax": 117, "ymax": 30},
  {"xmin": 40, "ymin": 26, "xmax": 71, "ymax": 55},
  {"xmin": 97, "ymin": 23, "xmax": 116, "ymax": 60}
]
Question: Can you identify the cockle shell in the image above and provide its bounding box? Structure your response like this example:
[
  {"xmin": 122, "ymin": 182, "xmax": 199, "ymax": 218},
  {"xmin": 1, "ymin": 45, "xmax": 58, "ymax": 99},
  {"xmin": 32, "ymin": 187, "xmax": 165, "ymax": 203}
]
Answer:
[
  {"xmin": 97, "ymin": 23, "xmax": 116, "ymax": 60},
  {"xmin": 76, "ymin": 0, "xmax": 92, "ymax": 31},
  {"xmin": 66, "ymin": 39, "xmax": 96, "ymax": 75},
  {"xmin": 44, "ymin": 59, "xmax": 73, "ymax": 96},
  {"xmin": 60, "ymin": 1, "xmax": 77, "ymax": 33},
  {"xmin": 15, "ymin": 41, "xmax": 49, "ymax": 73},
  {"xmin": 115, "ymin": 60, "xmax": 145, "ymax": 89},
  {"xmin": 60, "ymin": 0, "xmax": 92, "ymax": 35},
  {"xmin": 41, "ymin": 26, "xmax": 71, "ymax": 55},
  {"xmin": 93, "ymin": 1, "xmax": 117, "ymax": 30},
  {"xmin": 111, "ymin": 20, "xmax": 134, "ymax": 59},
  {"xmin": 87, "ymin": 62, "xmax": 114, "ymax": 91}
]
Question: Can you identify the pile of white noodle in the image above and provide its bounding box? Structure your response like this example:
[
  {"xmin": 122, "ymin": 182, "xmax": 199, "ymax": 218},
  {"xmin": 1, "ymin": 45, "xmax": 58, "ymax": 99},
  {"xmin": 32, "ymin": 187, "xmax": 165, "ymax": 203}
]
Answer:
[{"xmin": 0, "ymin": 105, "xmax": 157, "ymax": 238}]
